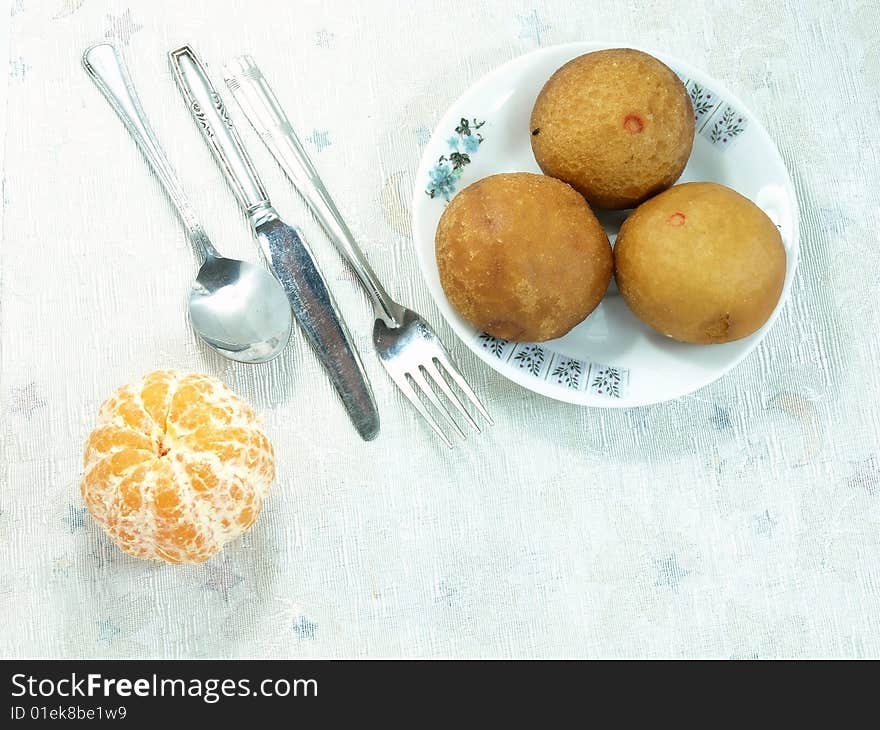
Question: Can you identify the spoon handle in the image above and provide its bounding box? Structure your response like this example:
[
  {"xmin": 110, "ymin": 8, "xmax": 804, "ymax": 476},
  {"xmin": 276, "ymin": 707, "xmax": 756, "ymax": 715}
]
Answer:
[
  {"xmin": 169, "ymin": 45, "xmax": 273, "ymax": 225},
  {"xmin": 82, "ymin": 42, "xmax": 218, "ymax": 261}
]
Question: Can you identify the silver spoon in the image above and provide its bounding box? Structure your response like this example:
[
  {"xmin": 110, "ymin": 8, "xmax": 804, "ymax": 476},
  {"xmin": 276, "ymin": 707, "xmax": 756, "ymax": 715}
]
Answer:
[{"xmin": 82, "ymin": 42, "xmax": 292, "ymax": 364}]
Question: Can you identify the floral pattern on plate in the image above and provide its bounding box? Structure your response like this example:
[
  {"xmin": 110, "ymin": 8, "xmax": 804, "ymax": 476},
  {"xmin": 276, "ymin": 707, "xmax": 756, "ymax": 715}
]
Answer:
[
  {"xmin": 548, "ymin": 355, "xmax": 589, "ymax": 391},
  {"xmin": 685, "ymin": 79, "xmax": 722, "ymax": 130},
  {"xmin": 679, "ymin": 74, "xmax": 747, "ymax": 148},
  {"xmin": 511, "ymin": 344, "xmax": 551, "ymax": 378},
  {"xmin": 476, "ymin": 333, "xmax": 516, "ymax": 360},
  {"xmin": 425, "ymin": 117, "xmax": 485, "ymax": 200},
  {"xmin": 473, "ymin": 333, "xmax": 629, "ymax": 399},
  {"xmin": 701, "ymin": 103, "xmax": 748, "ymax": 148},
  {"xmin": 588, "ymin": 364, "xmax": 628, "ymax": 399}
]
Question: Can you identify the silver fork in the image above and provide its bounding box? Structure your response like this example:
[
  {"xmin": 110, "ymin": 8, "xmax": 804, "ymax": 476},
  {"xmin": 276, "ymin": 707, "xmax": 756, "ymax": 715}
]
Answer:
[
  {"xmin": 224, "ymin": 55, "xmax": 492, "ymax": 447},
  {"xmin": 372, "ymin": 307, "xmax": 492, "ymax": 447}
]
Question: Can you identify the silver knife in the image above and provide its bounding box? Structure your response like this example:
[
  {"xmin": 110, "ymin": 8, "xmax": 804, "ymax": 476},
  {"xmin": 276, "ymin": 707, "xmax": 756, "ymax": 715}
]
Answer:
[{"xmin": 168, "ymin": 45, "xmax": 379, "ymax": 441}]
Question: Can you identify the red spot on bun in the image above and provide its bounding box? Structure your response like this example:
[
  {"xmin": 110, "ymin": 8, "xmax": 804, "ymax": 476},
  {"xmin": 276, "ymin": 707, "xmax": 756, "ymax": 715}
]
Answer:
[
  {"xmin": 623, "ymin": 114, "xmax": 644, "ymax": 134},
  {"xmin": 668, "ymin": 212, "xmax": 686, "ymax": 226}
]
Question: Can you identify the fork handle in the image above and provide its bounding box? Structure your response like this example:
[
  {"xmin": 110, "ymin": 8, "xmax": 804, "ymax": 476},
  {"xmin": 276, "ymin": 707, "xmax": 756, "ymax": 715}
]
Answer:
[{"xmin": 223, "ymin": 55, "xmax": 405, "ymax": 327}]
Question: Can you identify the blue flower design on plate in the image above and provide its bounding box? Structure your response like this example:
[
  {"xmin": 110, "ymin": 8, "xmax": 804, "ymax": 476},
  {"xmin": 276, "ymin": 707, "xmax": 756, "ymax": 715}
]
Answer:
[
  {"xmin": 427, "ymin": 162, "xmax": 457, "ymax": 201},
  {"xmin": 462, "ymin": 135, "xmax": 481, "ymax": 154},
  {"xmin": 426, "ymin": 117, "xmax": 485, "ymax": 200}
]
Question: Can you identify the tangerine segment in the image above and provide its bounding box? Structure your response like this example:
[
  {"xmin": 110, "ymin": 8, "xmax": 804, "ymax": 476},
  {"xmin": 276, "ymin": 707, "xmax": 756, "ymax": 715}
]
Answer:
[
  {"xmin": 98, "ymin": 386, "xmax": 158, "ymax": 441},
  {"xmin": 84, "ymin": 424, "xmax": 153, "ymax": 464},
  {"xmin": 167, "ymin": 373, "xmax": 256, "ymax": 436},
  {"xmin": 177, "ymin": 426, "xmax": 274, "ymax": 478},
  {"xmin": 81, "ymin": 450, "xmax": 154, "ymax": 523},
  {"xmin": 139, "ymin": 370, "xmax": 178, "ymax": 432},
  {"xmin": 97, "ymin": 462, "xmax": 157, "ymax": 554},
  {"xmin": 173, "ymin": 451, "xmax": 267, "ymax": 535},
  {"xmin": 80, "ymin": 370, "xmax": 275, "ymax": 564}
]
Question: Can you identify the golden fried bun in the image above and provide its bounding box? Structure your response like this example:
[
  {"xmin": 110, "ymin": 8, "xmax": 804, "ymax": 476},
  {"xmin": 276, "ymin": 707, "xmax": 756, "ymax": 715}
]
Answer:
[
  {"xmin": 435, "ymin": 172, "xmax": 612, "ymax": 342},
  {"xmin": 614, "ymin": 182, "xmax": 786, "ymax": 344},
  {"xmin": 530, "ymin": 48, "xmax": 694, "ymax": 209}
]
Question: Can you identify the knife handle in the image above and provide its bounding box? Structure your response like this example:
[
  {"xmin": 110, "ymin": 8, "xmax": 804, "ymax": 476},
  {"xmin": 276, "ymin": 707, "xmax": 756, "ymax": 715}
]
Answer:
[{"xmin": 169, "ymin": 45, "xmax": 273, "ymax": 224}]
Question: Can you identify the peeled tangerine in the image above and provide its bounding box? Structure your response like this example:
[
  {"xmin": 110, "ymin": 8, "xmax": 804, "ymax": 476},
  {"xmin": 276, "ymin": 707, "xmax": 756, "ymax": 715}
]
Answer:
[
  {"xmin": 80, "ymin": 371, "xmax": 275, "ymax": 563},
  {"xmin": 614, "ymin": 182, "xmax": 786, "ymax": 344},
  {"xmin": 530, "ymin": 48, "xmax": 694, "ymax": 210}
]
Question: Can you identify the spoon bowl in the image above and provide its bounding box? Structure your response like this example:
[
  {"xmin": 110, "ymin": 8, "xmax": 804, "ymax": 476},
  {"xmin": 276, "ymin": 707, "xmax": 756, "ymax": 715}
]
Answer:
[{"xmin": 189, "ymin": 254, "xmax": 292, "ymax": 363}]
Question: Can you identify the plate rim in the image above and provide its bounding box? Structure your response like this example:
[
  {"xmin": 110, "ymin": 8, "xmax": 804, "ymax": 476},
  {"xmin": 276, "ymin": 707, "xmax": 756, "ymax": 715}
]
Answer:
[{"xmin": 410, "ymin": 40, "xmax": 800, "ymax": 408}]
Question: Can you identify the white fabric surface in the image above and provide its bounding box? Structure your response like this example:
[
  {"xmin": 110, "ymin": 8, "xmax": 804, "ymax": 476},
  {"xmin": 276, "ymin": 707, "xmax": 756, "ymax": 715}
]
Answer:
[{"xmin": 1, "ymin": 0, "xmax": 879, "ymax": 658}]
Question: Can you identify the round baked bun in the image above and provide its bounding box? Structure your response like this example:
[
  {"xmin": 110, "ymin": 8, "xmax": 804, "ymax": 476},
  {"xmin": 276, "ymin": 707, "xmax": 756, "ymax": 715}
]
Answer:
[
  {"xmin": 614, "ymin": 182, "xmax": 786, "ymax": 344},
  {"xmin": 530, "ymin": 48, "xmax": 694, "ymax": 210},
  {"xmin": 435, "ymin": 172, "xmax": 612, "ymax": 342}
]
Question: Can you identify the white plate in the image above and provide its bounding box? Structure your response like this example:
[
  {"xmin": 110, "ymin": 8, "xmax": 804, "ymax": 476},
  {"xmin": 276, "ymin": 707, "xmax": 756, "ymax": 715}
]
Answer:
[{"xmin": 411, "ymin": 42, "xmax": 799, "ymax": 407}]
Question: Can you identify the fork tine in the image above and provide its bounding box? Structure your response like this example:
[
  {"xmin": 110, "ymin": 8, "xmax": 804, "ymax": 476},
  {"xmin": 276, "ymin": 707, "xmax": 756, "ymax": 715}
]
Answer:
[
  {"xmin": 389, "ymin": 369, "xmax": 453, "ymax": 448},
  {"xmin": 432, "ymin": 353, "xmax": 494, "ymax": 425},
  {"xmin": 410, "ymin": 368, "xmax": 466, "ymax": 440},
  {"xmin": 422, "ymin": 361, "xmax": 481, "ymax": 433}
]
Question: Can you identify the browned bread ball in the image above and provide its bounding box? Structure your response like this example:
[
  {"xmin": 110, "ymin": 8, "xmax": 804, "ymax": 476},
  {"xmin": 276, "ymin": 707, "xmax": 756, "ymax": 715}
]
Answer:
[
  {"xmin": 435, "ymin": 173, "xmax": 612, "ymax": 342},
  {"xmin": 530, "ymin": 48, "xmax": 694, "ymax": 210},
  {"xmin": 614, "ymin": 182, "xmax": 786, "ymax": 344}
]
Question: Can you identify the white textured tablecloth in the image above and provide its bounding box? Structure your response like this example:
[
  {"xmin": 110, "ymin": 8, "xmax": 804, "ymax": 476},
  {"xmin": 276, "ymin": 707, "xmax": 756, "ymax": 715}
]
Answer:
[{"xmin": 1, "ymin": 0, "xmax": 879, "ymax": 658}]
